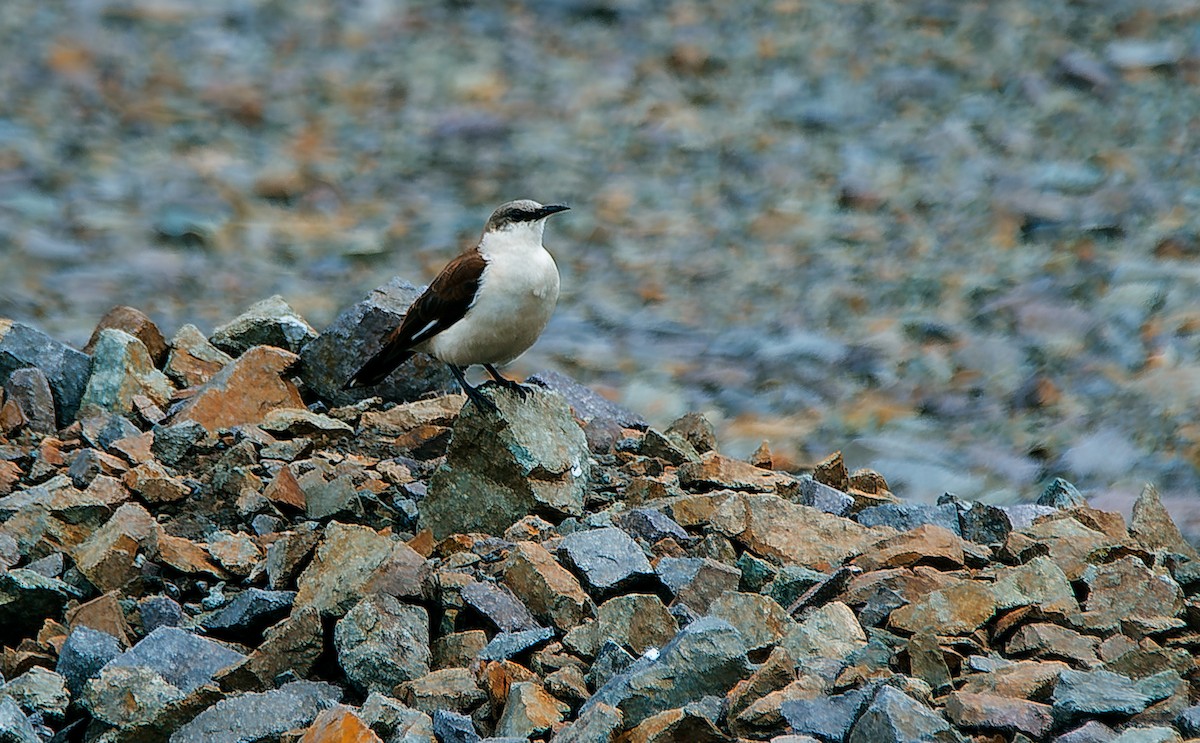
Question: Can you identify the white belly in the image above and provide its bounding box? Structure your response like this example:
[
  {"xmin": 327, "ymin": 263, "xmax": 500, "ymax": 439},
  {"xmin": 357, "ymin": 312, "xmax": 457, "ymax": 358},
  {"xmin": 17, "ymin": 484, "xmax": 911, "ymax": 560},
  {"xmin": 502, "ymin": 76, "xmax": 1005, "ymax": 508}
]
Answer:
[{"xmin": 424, "ymin": 248, "xmax": 559, "ymax": 366}]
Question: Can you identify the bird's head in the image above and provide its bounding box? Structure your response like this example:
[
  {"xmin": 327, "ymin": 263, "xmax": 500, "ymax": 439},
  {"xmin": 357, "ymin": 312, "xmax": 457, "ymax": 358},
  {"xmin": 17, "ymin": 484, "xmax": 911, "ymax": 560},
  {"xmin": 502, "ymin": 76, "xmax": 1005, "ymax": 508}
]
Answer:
[{"xmin": 484, "ymin": 199, "xmax": 570, "ymax": 238}]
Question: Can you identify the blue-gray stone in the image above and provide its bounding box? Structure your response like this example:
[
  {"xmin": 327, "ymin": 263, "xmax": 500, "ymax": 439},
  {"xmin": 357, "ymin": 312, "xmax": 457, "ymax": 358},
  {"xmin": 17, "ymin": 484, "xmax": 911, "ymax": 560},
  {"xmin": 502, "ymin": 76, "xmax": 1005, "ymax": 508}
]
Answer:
[
  {"xmin": 1052, "ymin": 669, "xmax": 1151, "ymax": 724},
  {"xmin": 527, "ymin": 370, "xmax": 647, "ymax": 431},
  {"xmin": 797, "ymin": 475, "xmax": 854, "ymax": 516},
  {"xmin": 55, "ymin": 626, "xmax": 123, "ymax": 698},
  {"xmin": 102, "ymin": 627, "xmax": 245, "ymax": 693},
  {"xmin": 0, "ymin": 569, "xmax": 75, "ymax": 637},
  {"xmin": 80, "ymin": 412, "xmax": 140, "ymax": 451},
  {"xmin": 0, "ymin": 320, "xmax": 91, "ymax": 427},
  {"xmin": 558, "ymin": 527, "xmax": 654, "ymax": 594},
  {"xmin": 4, "ymin": 367, "xmax": 56, "ymax": 434},
  {"xmin": 0, "ymin": 695, "xmax": 39, "ymax": 743},
  {"xmin": 432, "ymin": 709, "xmax": 480, "ymax": 743},
  {"xmin": 587, "ymin": 640, "xmax": 635, "ymax": 691},
  {"xmin": 855, "ymin": 502, "xmax": 961, "ymax": 535},
  {"xmin": 1177, "ymin": 704, "xmax": 1200, "ymax": 737},
  {"xmin": 169, "ymin": 681, "xmax": 341, "ymax": 743},
  {"xmin": 1055, "ymin": 720, "xmax": 1117, "ymax": 743},
  {"xmin": 736, "ymin": 552, "xmax": 777, "ymax": 593},
  {"xmin": 208, "ymin": 295, "xmax": 317, "ymax": 356},
  {"xmin": 461, "ymin": 580, "xmax": 540, "ymax": 633},
  {"xmin": 782, "ymin": 687, "xmax": 870, "ymax": 741},
  {"xmin": 766, "ymin": 566, "xmax": 827, "ymax": 608},
  {"xmin": 478, "ymin": 627, "xmax": 555, "ymax": 662},
  {"xmin": 202, "ymin": 588, "xmax": 295, "ymax": 636},
  {"xmin": 846, "ymin": 685, "xmax": 958, "ymax": 743},
  {"xmin": 615, "ymin": 508, "xmax": 689, "ymax": 543},
  {"xmin": 1039, "ymin": 477, "xmax": 1087, "ymax": 508},
  {"xmin": 139, "ymin": 596, "xmax": 185, "ymax": 633},
  {"xmin": 151, "ymin": 420, "xmax": 208, "ymax": 467}
]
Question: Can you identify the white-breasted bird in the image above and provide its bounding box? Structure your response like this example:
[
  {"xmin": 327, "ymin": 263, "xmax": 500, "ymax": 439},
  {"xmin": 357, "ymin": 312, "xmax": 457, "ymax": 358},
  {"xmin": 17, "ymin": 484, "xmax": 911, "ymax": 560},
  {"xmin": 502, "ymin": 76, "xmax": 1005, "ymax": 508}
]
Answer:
[{"xmin": 344, "ymin": 199, "xmax": 569, "ymax": 409}]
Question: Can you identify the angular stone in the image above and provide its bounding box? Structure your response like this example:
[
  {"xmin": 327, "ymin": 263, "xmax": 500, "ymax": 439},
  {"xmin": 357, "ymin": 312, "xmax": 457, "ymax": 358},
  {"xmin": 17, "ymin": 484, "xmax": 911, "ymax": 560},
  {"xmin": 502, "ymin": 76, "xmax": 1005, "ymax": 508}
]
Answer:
[
  {"xmin": 1055, "ymin": 720, "xmax": 1118, "ymax": 743},
  {"xmin": 423, "ymin": 386, "xmax": 590, "ymax": 538},
  {"xmin": 780, "ymin": 601, "xmax": 866, "ymax": 660},
  {"xmin": 298, "ymin": 706, "xmax": 383, "ymax": 743},
  {"xmin": 656, "ymin": 556, "xmax": 740, "ymax": 615},
  {"xmin": 0, "ymin": 319, "xmax": 92, "ymax": 427},
  {"xmin": 157, "ymin": 531, "xmax": 228, "ymax": 578},
  {"xmin": 856, "ymin": 501, "xmax": 960, "ymax": 535},
  {"xmin": 947, "ymin": 496, "xmax": 1013, "ymax": 546},
  {"xmin": 359, "ymin": 394, "xmax": 464, "ymax": 435},
  {"xmin": 462, "ymin": 580, "xmax": 541, "ymax": 633},
  {"xmin": 708, "ymin": 591, "xmax": 794, "ymax": 652},
  {"xmin": 0, "ymin": 568, "xmax": 75, "ymax": 637},
  {"xmin": 889, "ymin": 579, "xmax": 997, "ymax": 636},
  {"xmin": 1082, "ymin": 556, "xmax": 1182, "ymax": 622},
  {"xmin": 640, "ymin": 428, "xmax": 701, "ymax": 465},
  {"xmin": 711, "ymin": 494, "xmax": 880, "ymax": 570},
  {"xmin": 1053, "ymin": 669, "xmax": 1152, "ymax": 722},
  {"xmin": 170, "ymin": 345, "xmax": 304, "ymax": 431},
  {"xmin": 502, "ymin": 540, "xmax": 592, "ymax": 632},
  {"xmin": 1006, "ymin": 623, "xmax": 1099, "ymax": 666},
  {"xmin": 583, "ymin": 616, "xmax": 751, "ymax": 729},
  {"xmin": 170, "ymin": 681, "xmax": 342, "ymax": 743},
  {"xmin": 908, "ymin": 632, "xmax": 951, "ymax": 694},
  {"xmin": 85, "ymin": 306, "xmax": 169, "ymax": 367},
  {"xmin": 56, "ymin": 626, "xmax": 123, "ymax": 697},
  {"xmin": 495, "ymin": 681, "xmax": 570, "ymax": 738},
  {"xmin": 0, "ymin": 666, "xmax": 69, "ymax": 721},
  {"xmin": 259, "ymin": 407, "xmax": 353, "ymax": 438},
  {"xmin": 552, "ymin": 702, "xmax": 623, "ymax": 743},
  {"xmin": 0, "ymin": 695, "xmax": 39, "ymax": 743},
  {"xmin": 81, "ymin": 664, "xmax": 182, "ymax": 727},
  {"xmin": 854, "ymin": 524, "xmax": 966, "ymax": 571},
  {"xmin": 102, "ymin": 626, "xmax": 245, "ymax": 693},
  {"xmin": 358, "ymin": 692, "xmax": 434, "ymax": 743},
  {"xmin": 623, "ymin": 706, "xmax": 727, "ymax": 742},
  {"xmin": 66, "ymin": 590, "xmax": 132, "ymax": 645},
  {"xmin": 299, "ymin": 278, "xmax": 456, "ymax": 406},
  {"xmin": 262, "ymin": 466, "xmax": 308, "ymax": 511},
  {"xmin": 678, "ymin": 451, "xmax": 791, "ymax": 493},
  {"xmin": 266, "ymin": 522, "xmax": 322, "ymax": 590},
  {"xmin": 219, "ymin": 606, "xmax": 323, "ymax": 691},
  {"xmin": 1022, "ymin": 516, "xmax": 1112, "ymax": 580},
  {"xmin": 431, "ymin": 709, "xmax": 479, "ymax": 743},
  {"xmin": 205, "ymin": 530, "xmax": 263, "ymax": 577},
  {"xmin": 1039, "ymin": 478, "xmax": 1087, "ymax": 508},
  {"xmin": 846, "ymin": 685, "xmax": 956, "ymax": 743},
  {"xmin": 945, "ymin": 691, "xmax": 1053, "ymax": 738},
  {"xmin": 294, "ymin": 521, "xmax": 395, "ymax": 617},
  {"xmin": 209, "ymin": 295, "xmax": 317, "ymax": 356},
  {"xmin": 959, "ymin": 660, "xmax": 1068, "ymax": 700},
  {"xmin": 79, "ymin": 329, "xmax": 173, "ymax": 417},
  {"xmin": 991, "ymin": 555, "xmax": 1079, "ymax": 614},
  {"xmin": 479, "ymin": 627, "xmax": 555, "ymax": 662},
  {"xmin": 781, "ymin": 688, "xmax": 870, "ymax": 743},
  {"xmin": 335, "ymin": 594, "xmax": 430, "ymax": 695},
  {"xmin": 3, "ymin": 367, "xmax": 56, "ymax": 434},
  {"xmin": 140, "ymin": 596, "xmax": 185, "ymax": 634},
  {"xmin": 124, "ymin": 460, "xmax": 191, "ymax": 504},
  {"xmin": 363, "ymin": 540, "xmax": 430, "ymax": 602},
  {"xmin": 796, "ymin": 475, "xmax": 854, "ymax": 516},
  {"xmin": 203, "ymin": 588, "xmax": 295, "ymax": 636},
  {"xmin": 395, "ymin": 668, "xmax": 486, "ymax": 716},
  {"xmin": 433, "ymin": 631, "xmax": 489, "ymax": 670},
  {"xmin": 614, "ymin": 508, "xmax": 689, "ymax": 544},
  {"xmin": 563, "ymin": 593, "xmax": 677, "ymax": 658},
  {"xmin": 165, "ymin": 323, "xmax": 234, "ymax": 388},
  {"xmin": 557, "ymin": 526, "xmax": 654, "ymax": 595},
  {"xmin": 528, "ymin": 370, "xmax": 647, "ymax": 452},
  {"xmin": 1130, "ymin": 484, "xmax": 1198, "ymax": 559}
]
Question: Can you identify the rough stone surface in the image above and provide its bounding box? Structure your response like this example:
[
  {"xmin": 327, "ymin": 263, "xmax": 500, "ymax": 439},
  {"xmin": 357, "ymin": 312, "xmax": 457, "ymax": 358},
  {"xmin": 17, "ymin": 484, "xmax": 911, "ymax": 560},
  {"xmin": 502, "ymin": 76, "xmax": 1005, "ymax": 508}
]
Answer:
[
  {"xmin": 0, "ymin": 666, "xmax": 69, "ymax": 722},
  {"xmin": 711, "ymin": 493, "xmax": 880, "ymax": 569},
  {"xmin": 0, "ymin": 568, "xmax": 74, "ymax": 637},
  {"xmin": 294, "ymin": 521, "xmax": 395, "ymax": 617},
  {"xmin": 84, "ymin": 305, "xmax": 169, "ymax": 366},
  {"xmin": 708, "ymin": 591, "xmax": 794, "ymax": 652},
  {"xmin": 856, "ymin": 501, "xmax": 961, "ymax": 535},
  {"xmin": 0, "ymin": 319, "xmax": 92, "ymax": 427},
  {"xmin": 202, "ymin": 588, "xmax": 295, "ymax": 636},
  {"xmin": 557, "ymin": 526, "xmax": 654, "ymax": 595},
  {"xmin": 78, "ymin": 329, "xmax": 173, "ymax": 418},
  {"xmin": 3, "ymin": 367, "xmax": 56, "ymax": 434},
  {"xmin": 1053, "ymin": 669, "xmax": 1152, "ymax": 723},
  {"xmin": 103, "ymin": 626, "xmax": 246, "ymax": 694},
  {"xmin": 209, "ymin": 295, "xmax": 318, "ymax": 356},
  {"xmin": 846, "ymin": 685, "xmax": 958, "ymax": 743},
  {"xmin": 170, "ymin": 345, "xmax": 304, "ymax": 431},
  {"xmin": 0, "ymin": 695, "xmax": 41, "ymax": 743},
  {"xmin": 461, "ymin": 579, "xmax": 541, "ymax": 633},
  {"xmin": 502, "ymin": 540, "xmax": 592, "ymax": 632},
  {"xmin": 164, "ymin": 323, "xmax": 234, "ymax": 388},
  {"xmin": 479, "ymin": 627, "xmax": 555, "ymax": 662},
  {"xmin": 563, "ymin": 593, "xmax": 677, "ymax": 659},
  {"xmin": 423, "ymin": 386, "xmax": 590, "ymax": 538},
  {"xmin": 781, "ymin": 688, "xmax": 870, "ymax": 743},
  {"xmin": 945, "ymin": 691, "xmax": 1053, "ymax": 738},
  {"xmin": 335, "ymin": 594, "xmax": 431, "ymax": 694},
  {"xmin": 169, "ymin": 681, "xmax": 342, "ymax": 743},
  {"xmin": 56, "ymin": 625, "xmax": 124, "ymax": 697},
  {"xmin": 495, "ymin": 681, "xmax": 570, "ymax": 739},
  {"xmin": 432, "ymin": 709, "xmax": 480, "ymax": 743},
  {"xmin": 780, "ymin": 601, "xmax": 866, "ymax": 660},
  {"xmin": 298, "ymin": 706, "xmax": 383, "ymax": 743}
]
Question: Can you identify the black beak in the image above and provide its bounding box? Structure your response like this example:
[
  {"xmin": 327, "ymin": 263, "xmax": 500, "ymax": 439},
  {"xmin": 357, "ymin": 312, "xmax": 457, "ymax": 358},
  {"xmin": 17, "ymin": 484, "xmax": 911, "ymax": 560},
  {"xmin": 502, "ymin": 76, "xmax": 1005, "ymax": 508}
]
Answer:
[{"xmin": 538, "ymin": 204, "xmax": 570, "ymax": 219}]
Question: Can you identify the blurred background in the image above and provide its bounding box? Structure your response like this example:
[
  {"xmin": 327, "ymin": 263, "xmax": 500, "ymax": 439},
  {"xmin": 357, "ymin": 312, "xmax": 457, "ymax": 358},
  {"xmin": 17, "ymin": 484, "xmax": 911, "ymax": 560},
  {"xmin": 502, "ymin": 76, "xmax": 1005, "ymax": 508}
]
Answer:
[{"xmin": 2, "ymin": 0, "xmax": 1200, "ymax": 529}]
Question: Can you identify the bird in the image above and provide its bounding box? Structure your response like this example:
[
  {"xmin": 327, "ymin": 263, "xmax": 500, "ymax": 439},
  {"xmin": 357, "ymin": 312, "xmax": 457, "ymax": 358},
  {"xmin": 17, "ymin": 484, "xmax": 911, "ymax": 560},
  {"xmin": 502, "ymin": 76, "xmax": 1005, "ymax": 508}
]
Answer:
[{"xmin": 345, "ymin": 199, "xmax": 570, "ymax": 411}]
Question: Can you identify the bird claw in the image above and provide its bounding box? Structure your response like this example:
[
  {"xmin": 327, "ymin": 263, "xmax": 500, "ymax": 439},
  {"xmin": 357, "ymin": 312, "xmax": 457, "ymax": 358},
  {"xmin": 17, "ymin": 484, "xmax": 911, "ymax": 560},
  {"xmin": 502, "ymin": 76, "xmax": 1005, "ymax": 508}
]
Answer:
[{"xmin": 482, "ymin": 378, "xmax": 531, "ymax": 400}]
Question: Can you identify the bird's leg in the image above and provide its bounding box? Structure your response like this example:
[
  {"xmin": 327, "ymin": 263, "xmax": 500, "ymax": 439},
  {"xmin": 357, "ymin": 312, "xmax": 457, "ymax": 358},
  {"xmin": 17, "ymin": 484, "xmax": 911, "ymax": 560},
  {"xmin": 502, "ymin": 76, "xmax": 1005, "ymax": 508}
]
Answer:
[
  {"xmin": 449, "ymin": 365, "xmax": 499, "ymax": 413},
  {"xmin": 483, "ymin": 364, "xmax": 530, "ymax": 400}
]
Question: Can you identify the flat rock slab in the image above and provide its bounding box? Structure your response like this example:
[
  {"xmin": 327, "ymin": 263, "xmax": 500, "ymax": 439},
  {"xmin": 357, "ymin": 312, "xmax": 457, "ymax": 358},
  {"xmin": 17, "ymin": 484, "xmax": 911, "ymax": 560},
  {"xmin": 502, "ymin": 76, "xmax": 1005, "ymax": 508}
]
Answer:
[
  {"xmin": 711, "ymin": 493, "xmax": 881, "ymax": 570},
  {"xmin": 0, "ymin": 319, "xmax": 92, "ymax": 427},
  {"xmin": 170, "ymin": 345, "xmax": 304, "ymax": 431},
  {"xmin": 294, "ymin": 521, "xmax": 396, "ymax": 618},
  {"xmin": 209, "ymin": 295, "xmax": 317, "ymax": 356},
  {"xmin": 169, "ymin": 681, "xmax": 342, "ymax": 743},
  {"xmin": 56, "ymin": 626, "xmax": 123, "ymax": 697},
  {"xmin": 557, "ymin": 526, "xmax": 654, "ymax": 595},
  {"xmin": 1053, "ymin": 669, "xmax": 1152, "ymax": 723},
  {"xmin": 102, "ymin": 626, "xmax": 246, "ymax": 694},
  {"xmin": 846, "ymin": 685, "xmax": 958, "ymax": 743}
]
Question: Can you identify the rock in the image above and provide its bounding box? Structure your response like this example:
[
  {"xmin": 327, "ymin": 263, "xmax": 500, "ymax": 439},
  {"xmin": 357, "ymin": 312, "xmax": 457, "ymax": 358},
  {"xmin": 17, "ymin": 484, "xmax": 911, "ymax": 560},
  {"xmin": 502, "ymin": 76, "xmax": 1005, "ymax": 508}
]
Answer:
[
  {"xmin": 0, "ymin": 568, "xmax": 74, "ymax": 637},
  {"xmin": 82, "ymin": 664, "xmax": 188, "ymax": 727},
  {"xmin": 395, "ymin": 667, "xmax": 486, "ymax": 716},
  {"xmin": 1006, "ymin": 623, "xmax": 1099, "ymax": 666},
  {"xmin": 358, "ymin": 692, "xmax": 434, "ymax": 742},
  {"xmin": 294, "ymin": 521, "xmax": 395, "ymax": 617},
  {"xmin": 796, "ymin": 475, "xmax": 854, "ymax": 516},
  {"xmin": 1002, "ymin": 504, "xmax": 1060, "ymax": 530},
  {"xmin": 1053, "ymin": 669, "xmax": 1152, "ymax": 723},
  {"xmin": 479, "ymin": 627, "xmax": 556, "ymax": 662},
  {"xmin": 259, "ymin": 407, "xmax": 354, "ymax": 438},
  {"xmin": 3, "ymin": 368, "xmax": 56, "ymax": 434},
  {"xmin": 102, "ymin": 626, "xmax": 245, "ymax": 695},
  {"xmin": 462, "ymin": 580, "xmax": 541, "ymax": 633},
  {"xmin": 780, "ymin": 601, "xmax": 866, "ymax": 660},
  {"xmin": 78, "ymin": 328, "xmax": 173, "ymax": 419},
  {"xmin": 170, "ymin": 681, "xmax": 342, "ymax": 743},
  {"xmin": 656, "ymin": 556, "xmax": 740, "ymax": 614},
  {"xmin": 432, "ymin": 709, "xmax": 480, "ymax": 743},
  {"xmin": 640, "ymin": 427, "xmax": 701, "ymax": 465},
  {"xmin": 164, "ymin": 323, "xmax": 234, "ymax": 388},
  {"xmin": 170, "ymin": 345, "xmax": 304, "ymax": 431},
  {"xmin": 944, "ymin": 691, "xmax": 1053, "ymax": 738},
  {"xmin": 622, "ymin": 705, "xmax": 728, "ymax": 742},
  {"xmin": 423, "ymin": 386, "xmax": 590, "ymax": 538},
  {"xmin": 587, "ymin": 639, "xmax": 636, "ymax": 691},
  {"xmin": 495, "ymin": 681, "xmax": 570, "ymax": 738},
  {"xmin": 846, "ymin": 685, "xmax": 958, "ymax": 743},
  {"xmin": 56, "ymin": 625, "xmax": 123, "ymax": 697},
  {"xmin": 781, "ymin": 688, "xmax": 870, "ymax": 742},
  {"xmin": 678, "ymin": 451, "xmax": 792, "ymax": 493},
  {"xmin": 665, "ymin": 412, "xmax": 717, "ymax": 454},
  {"xmin": 1039, "ymin": 478, "xmax": 1087, "ymax": 508},
  {"xmin": 551, "ymin": 702, "xmax": 623, "ymax": 743},
  {"xmin": 0, "ymin": 319, "xmax": 92, "ymax": 427},
  {"xmin": 125, "ymin": 460, "xmax": 191, "ymax": 503},
  {"xmin": 528, "ymin": 370, "xmax": 647, "ymax": 452},
  {"xmin": 298, "ymin": 706, "xmax": 383, "ymax": 743},
  {"xmin": 151, "ymin": 419, "xmax": 209, "ymax": 467},
  {"xmin": 1081, "ymin": 555, "xmax": 1182, "ymax": 622},
  {"xmin": 299, "ymin": 278, "xmax": 456, "ymax": 406},
  {"xmin": 202, "ymin": 588, "xmax": 295, "ymax": 637},
  {"xmin": 583, "ymin": 616, "xmax": 751, "ymax": 729},
  {"xmin": 856, "ymin": 501, "xmax": 961, "ymax": 535},
  {"xmin": 563, "ymin": 593, "xmax": 677, "ymax": 658},
  {"xmin": 991, "ymin": 555, "xmax": 1079, "ymax": 614},
  {"xmin": 951, "ymin": 498, "xmax": 1013, "ymax": 545},
  {"xmin": 262, "ymin": 466, "xmax": 308, "ymax": 511},
  {"xmin": 1021, "ymin": 515, "xmax": 1112, "ymax": 580},
  {"xmin": 335, "ymin": 594, "xmax": 430, "ymax": 695},
  {"xmin": 84, "ymin": 306, "xmax": 169, "ymax": 367},
  {"xmin": 854, "ymin": 524, "xmax": 966, "ymax": 571},
  {"xmin": 157, "ymin": 531, "xmax": 229, "ymax": 578},
  {"xmin": 615, "ymin": 508, "xmax": 689, "ymax": 543},
  {"xmin": 959, "ymin": 660, "xmax": 1068, "ymax": 700},
  {"xmin": 1056, "ymin": 720, "xmax": 1118, "ymax": 742},
  {"xmin": 140, "ymin": 596, "xmax": 185, "ymax": 633},
  {"xmin": 433, "ymin": 631, "xmax": 489, "ymax": 669},
  {"xmin": 206, "ymin": 530, "xmax": 263, "ymax": 577},
  {"xmin": 1130, "ymin": 483, "xmax": 1198, "ymax": 559},
  {"xmin": 0, "ymin": 695, "xmax": 40, "ymax": 743},
  {"xmin": 889, "ymin": 579, "xmax": 997, "ymax": 636},
  {"xmin": 220, "ymin": 606, "xmax": 324, "ymax": 691},
  {"xmin": 710, "ymin": 493, "xmax": 880, "ymax": 569},
  {"xmin": 557, "ymin": 526, "xmax": 654, "ymax": 595},
  {"xmin": 766, "ymin": 566, "xmax": 827, "ymax": 608},
  {"xmin": 708, "ymin": 591, "xmax": 794, "ymax": 652},
  {"xmin": 209, "ymin": 295, "xmax": 317, "ymax": 356},
  {"xmin": 502, "ymin": 540, "xmax": 593, "ymax": 632},
  {"xmin": 0, "ymin": 666, "xmax": 69, "ymax": 721}
]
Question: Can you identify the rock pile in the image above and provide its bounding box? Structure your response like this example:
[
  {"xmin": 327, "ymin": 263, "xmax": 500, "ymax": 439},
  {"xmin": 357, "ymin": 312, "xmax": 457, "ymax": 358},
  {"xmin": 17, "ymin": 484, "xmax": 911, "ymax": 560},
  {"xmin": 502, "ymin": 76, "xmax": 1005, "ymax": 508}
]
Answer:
[{"xmin": 1, "ymin": 292, "xmax": 1199, "ymax": 742}]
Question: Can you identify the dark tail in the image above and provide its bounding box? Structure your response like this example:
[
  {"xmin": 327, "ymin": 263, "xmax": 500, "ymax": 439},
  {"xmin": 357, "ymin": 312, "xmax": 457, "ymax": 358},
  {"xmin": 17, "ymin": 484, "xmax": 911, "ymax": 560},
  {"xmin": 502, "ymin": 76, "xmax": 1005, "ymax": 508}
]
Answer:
[{"xmin": 343, "ymin": 345, "xmax": 415, "ymax": 389}]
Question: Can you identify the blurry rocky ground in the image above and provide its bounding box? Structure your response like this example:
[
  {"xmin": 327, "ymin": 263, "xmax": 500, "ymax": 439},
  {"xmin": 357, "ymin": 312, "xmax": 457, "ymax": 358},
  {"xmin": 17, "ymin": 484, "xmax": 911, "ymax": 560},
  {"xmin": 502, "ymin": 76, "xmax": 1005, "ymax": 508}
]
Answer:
[
  {"xmin": 3, "ymin": 0, "xmax": 1200, "ymax": 524},
  {"xmin": 2, "ymin": 299, "xmax": 1200, "ymax": 741}
]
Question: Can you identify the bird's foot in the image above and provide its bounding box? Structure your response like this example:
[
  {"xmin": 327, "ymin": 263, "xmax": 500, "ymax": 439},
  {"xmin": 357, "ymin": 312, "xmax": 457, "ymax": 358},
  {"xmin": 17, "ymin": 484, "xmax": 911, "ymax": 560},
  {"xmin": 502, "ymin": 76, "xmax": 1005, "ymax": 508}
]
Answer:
[
  {"xmin": 463, "ymin": 385, "xmax": 501, "ymax": 414},
  {"xmin": 483, "ymin": 377, "xmax": 531, "ymax": 400}
]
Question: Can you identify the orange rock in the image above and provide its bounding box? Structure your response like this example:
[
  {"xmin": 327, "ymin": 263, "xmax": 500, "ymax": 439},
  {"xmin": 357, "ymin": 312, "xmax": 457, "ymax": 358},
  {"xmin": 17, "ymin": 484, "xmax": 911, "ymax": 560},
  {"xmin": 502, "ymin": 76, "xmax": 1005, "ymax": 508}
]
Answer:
[
  {"xmin": 263, "ymin": 466, "xmax": 307, "ymax": 510},
  {"xmin": 156, "ymin": 529, "xmax": 229, "ymax": 579},
  {"xmin": 298, "ymin": 707, "xmax": 382, "ymax": 743},
  {"xmin": 171, "ymin": 346, "xmax": 303, "ymax": 431},
  {"xmin": 502, "ymin": 541, "xmax": 592, "ymax": 632},
  {"xmin": 0, "ymin": 460, "xmax": 20, "ymax": 496},
  {"xmin": 164, "ymin": 323, "xmax": 235, "ymax": 388},
  {"xmin": 481, "ymin": 659, "xmax": 537, "ymax": 707},
  {"xmin": 677, "ymin": 452, "xmax": 793, "ymax": 493},
  {"xmin": 813, "ymin": 450, "xmax": 850, "ymax": 491},
  {"xmin": 65, "ymin": 592, "xmax": 132, "ymax": 647},
  {"xmin": 124, "ymin": 461, "xmax": 190, "ymax": 503},
  {"xmin": 853, "ymin": 524, "xmax": 966, "ymax": 572}
]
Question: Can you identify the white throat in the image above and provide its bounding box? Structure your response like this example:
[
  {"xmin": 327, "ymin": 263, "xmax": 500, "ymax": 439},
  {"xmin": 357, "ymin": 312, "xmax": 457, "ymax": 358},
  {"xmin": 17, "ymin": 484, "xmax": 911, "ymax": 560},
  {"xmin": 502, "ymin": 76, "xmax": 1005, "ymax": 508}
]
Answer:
[{"xmin": 478, "ymin": 221, "xmax": 547, "ymax": 259}]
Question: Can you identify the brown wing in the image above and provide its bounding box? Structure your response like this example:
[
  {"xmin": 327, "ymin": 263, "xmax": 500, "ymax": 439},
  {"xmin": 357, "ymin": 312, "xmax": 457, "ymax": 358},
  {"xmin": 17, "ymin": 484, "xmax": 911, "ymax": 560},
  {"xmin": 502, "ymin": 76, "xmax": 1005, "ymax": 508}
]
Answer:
[{"xmin": 344, "ymin": 249, "xmax": 486, "ymax": 388}]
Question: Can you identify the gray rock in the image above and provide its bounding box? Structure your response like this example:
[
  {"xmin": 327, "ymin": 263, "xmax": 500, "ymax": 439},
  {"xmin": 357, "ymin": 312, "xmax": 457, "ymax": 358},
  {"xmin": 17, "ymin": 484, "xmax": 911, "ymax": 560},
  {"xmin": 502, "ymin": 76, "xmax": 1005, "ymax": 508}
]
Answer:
[
  {"xmin": 151, "ymin": 420, "xmax": 209, "ymax": 467},
  {"xmin": 24, "ymin": 552, "xmax": 63, "ymax": 578},
  {"xmin": 169, "ymin": 681, "xmax": 342, "ymax": 743},
  {"xmin": 0, "ymin": 320, "xmax": 92, "ymax": 427},
  {"xmin": 1177, "ymin": 704, "xmax": 1200, "ymax": 737},
  {"xmin": 587, "ymin": 640, "xmax": 635, "ymax": 691},
  {"xmin": 0, "ymin": 695, "xmax": 39, "ymax": 743},
  {"xmin": 1055, "ymin": 720, "xmax": 1117, "ymax": 743},
  {"xmin": 80, "ymin": 412, "xmax": 141, "ymax": 450},
  {"xmin": 1039, "ymin": 478, "xmax": 1087, "ymax": 508},
  {"xmin": 614, "ymin": 508, "xmax": 689, "ymax": 543},
  {"xmin": 479, "ymin": 627, "xmax": 555, "ymax": 662},
  {"xmin": 1104, "ymin": 726, "xmax": 1180, "ymax": 743},
  {"xmin": 582, "ymin": 616, "xmax": 751, "ymax": 729},
  {"xmin": 797, "ymin": 475, "xmax": 854, "ymax": 516},
  {"xmin": 422, "ymin": 386, "xmax": 590, "ymax": 538},
  {"xmin": 766, "ymin": 565, "xmax": 827, "ymax": 608},
  {"xmin": 551, "ymin": 701, "xmax": 623, "ymax": 743},
  {"xmin": 856, "ymin": 501, "xmax": 961, "ymax": 535},
  {"xmin": 665, "ymin": 412, "xmax": 717, "ymax": 454},
  {"xmin": 433, "ymin": 709, "xmax": 480, "ymax": 743},
  {"xmin": 209, "ymin": 295, "xmax": 318, "ymax": 356},
  {"xmin": 461, "ymin": 580, "xmax": 542, "ymax": 632},
  {"xmin": 640, "ymin": 428, "xmax": 701, "ymax": 465},
  {"xmin": 102, "ymin": 626, "xmax": 246, "ymax": 694},
  {"xmin": 557, "ymin": 526, "xmax": 654, "ymax": 595},
  {"xmin": 1053, "ymin": 669, "xmax": 1151, "ymax": 724},
  {"xmin": 1002, "ymin": 504, "xmax": 1059, "ymax": 530},
  {"xmin": 78, "ymin": 328, "xmax": 173, "ymax": 418},
  {"xmin": 56, "ymin": 626, "xmax": 123, "ymax": 698},
  {"xmin": 528, "ymin": 370, "xmax": 647, "ymax": 453},
  {"xmin": 0, "ymin": 568, "xmax": 75, "ymax": 637},
  {"xmin": 82, "ymin": 664, "xmax": 187, "ymax": 727},
  {"xmin": 0, "ymin": 666, "xmax": 68, "ymax": 721},
  {"xmin": 3, "ymin": 367, "xmax": 55, "ymax": 434},
  {"xmin": 334, "ymin": 594, "xmax": 431, "ymax": 695},
  {"xmin": 943, "ymin": 495, "xmax": 1012, "ymax": 545},
  {"xmin": 202, "ymin": 588, "xmax": 295, "ymax": 636},
  {"xmin": 736, "ymin": 552, "xmax": 778, "ymax": 593},
  {"xmin": 358, "ymin": 692, "xmax": 434, "ymax": 743},
  {"xmin": 847, "ymin": 685, "xmax": 959, "ymax": 743},
  {"xmin": 139, "ymin": 595, "xmax": 186, "ymax": 633},
  {"xmin": 657, "ymin": 556, "xmax": 741, "ymax": 614},
  {"xmin": 782, "ymin": 688, "xmax": 871, "ymax": 742},
  {"xmin": 304, "ymin": 473, "xmax": 362, "ymax": 521},
  {"xmin": 298, "ymin": 278, "xmax": 456, "ymax": 406}
]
